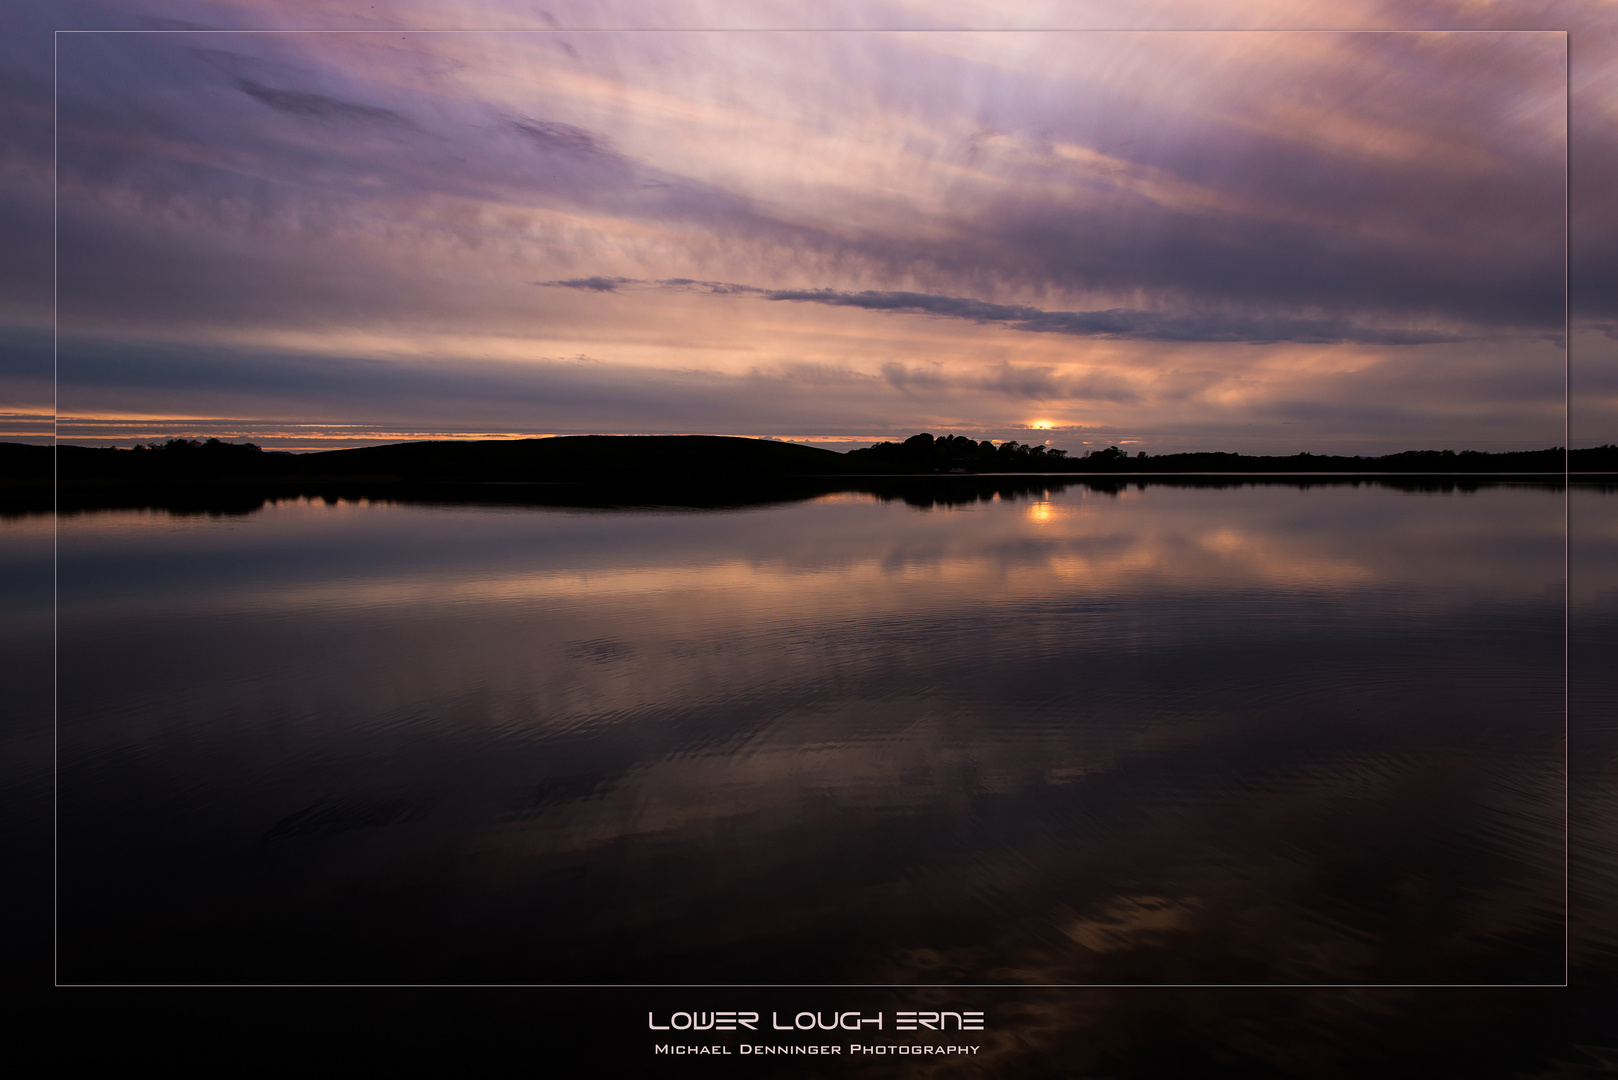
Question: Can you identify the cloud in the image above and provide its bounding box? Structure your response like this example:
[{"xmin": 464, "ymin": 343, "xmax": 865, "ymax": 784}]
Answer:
[
  {"xmin": 56, "ymin": 30, "xmax": 1567, "ymax": 338},
  {"xmin": 50, "ymin": 30, "xmax": 1570, "ymax": 342},
  {"xmin": 978, "ymin": 363, "xmax": 1065, "ymax": 400},
  {"xmin": 21, "ymin": 20, "xmax": 1592, "ymax": 453},
  {"xmin": 545, "ymin": 276, "xmax": 635, "ymax": 292},
  {"xmin": 51, "ymin": 335, "xmax": 910, "ymax": 438},
  {"xmin": 767, "ymin": 288, "xmax": 1475, "ymax": 345},
  {"xmin": 236, "ymin": 78, "xmax": 414, "ymax": 127},
  {"xmin": 511, "ymin": 118, "xmax": 615, "ymax": 157},
  {"xmin": 538, "ymin": 278, "xmax": 1472, "ymax": 346},
  {"xmin": 880, "ymin": 361, "xmax": 946, "ymax": 393}
]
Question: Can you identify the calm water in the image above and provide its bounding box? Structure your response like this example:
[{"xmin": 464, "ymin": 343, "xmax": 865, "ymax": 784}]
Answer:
[{"xmin": 43, "ymin": 477, "xmax": 1581, "ymax": 993}]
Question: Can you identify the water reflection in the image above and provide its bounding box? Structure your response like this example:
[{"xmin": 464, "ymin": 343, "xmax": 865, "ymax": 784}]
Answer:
[{"xmin": 55, "ymin": 481, "xmax": 1568, "ymax": 989}]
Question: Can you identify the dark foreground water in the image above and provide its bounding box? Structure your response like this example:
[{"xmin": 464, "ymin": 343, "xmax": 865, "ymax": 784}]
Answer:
[{"xmin": 12, "ymin": 478, "xmax": 1618, "ymax": 1073}]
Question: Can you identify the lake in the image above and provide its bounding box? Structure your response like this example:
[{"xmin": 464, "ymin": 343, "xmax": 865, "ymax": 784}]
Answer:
[{"xmin": 39, "ymin": 476, "xmax": 1590, "ymax": 992}]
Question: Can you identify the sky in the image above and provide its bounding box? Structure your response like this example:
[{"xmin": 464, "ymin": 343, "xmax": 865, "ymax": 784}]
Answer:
[{"xmin": 3, "ymin": 1, "xmax": 1613, "ymax": 455}]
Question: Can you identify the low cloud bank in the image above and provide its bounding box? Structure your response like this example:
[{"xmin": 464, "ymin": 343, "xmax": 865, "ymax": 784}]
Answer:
[{"xmin": 537, "ymin": 278, "xmax": 1471, "ymax": 346}]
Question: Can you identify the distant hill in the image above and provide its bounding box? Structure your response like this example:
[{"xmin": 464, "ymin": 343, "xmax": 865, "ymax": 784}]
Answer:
[
  {"xmin": 33, "ymin": 434, "xmax": 850, "ymax": 486},
  {"xmin": 0, "ymin": 441, "xmax": 51, "ymax": 482},
  {"xmin": 846, "ymin": 434, "xmax": 1615, "ymax": 475},
  {"xmin": 4, "ymin": 434, "xmax": 1616, "ymax": 491},
  {"xmin": 276, "ymin": 434, "xmax": 851, "ymax": 481}
]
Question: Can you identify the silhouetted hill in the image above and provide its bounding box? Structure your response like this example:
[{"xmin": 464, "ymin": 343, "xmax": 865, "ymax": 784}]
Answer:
[
  {"xmin": 848, "ymin": 432, "xmax": 1071, "ymax": 473},
  {"xmin": 36, "ymin": 435, "xmax": 849, "ymax": 486},
  {"xmin": 297, "ymin": 434, "xmax": 850, "ymax": 481},
  {"xmin": 850, "ymin": 436, "xmax": 1618, "ymax": 475},
  {"xmin": 1085, "ymin": 446, "xmax": 1589, "ymax": 474},
  {"xmin": 0, "ymin": 442, "xmax": 52, "ymax": 484},
  {"xmin": 6, "ymin": 436, "xmax": 1616, "ymax": 497}
]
